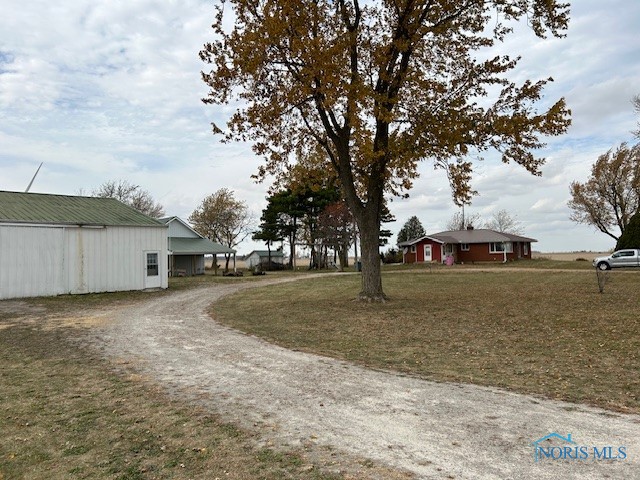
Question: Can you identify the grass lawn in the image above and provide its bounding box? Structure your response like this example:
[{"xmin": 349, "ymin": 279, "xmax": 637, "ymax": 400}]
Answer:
[{"xmin": 211, "ymin": 268, "xmax": 640, "ymax": 413}]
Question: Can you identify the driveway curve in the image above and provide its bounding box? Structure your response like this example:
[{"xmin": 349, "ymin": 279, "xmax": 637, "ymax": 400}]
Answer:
[{"xmin": 83, "ymin": 276, "xmax": 639, "ymax": 479}]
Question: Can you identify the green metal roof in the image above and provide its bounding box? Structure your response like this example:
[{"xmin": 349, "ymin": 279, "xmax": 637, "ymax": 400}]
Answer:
[
  {"xmin": 169, "ymin": 237, "xmax": 235, "ymax": 255},
  {"xmin": 0, "ymin": 191, "xmax": 164, "ymax": 227}
]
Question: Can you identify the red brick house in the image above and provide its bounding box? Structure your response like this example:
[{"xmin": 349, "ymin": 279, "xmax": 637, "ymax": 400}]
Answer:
[{"xmin": 398, "ymin": 227, "xmax": 536, "ymax": 264}]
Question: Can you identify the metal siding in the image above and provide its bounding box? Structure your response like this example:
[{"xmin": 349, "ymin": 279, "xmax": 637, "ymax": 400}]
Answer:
[
  {"xmin": 167, "ymin": 220, "xmax": 199, "ymax": 238},
  {"xmin": 0, "ymin": 226, "xmax": 65, "ymax": 299},
  {"xmin": 0, "ymin": 224, "xmax": 167, "ymax": 298},
  {"xmin": 76, "ymin": 226, "xmax": 167, "ymax": 293}
]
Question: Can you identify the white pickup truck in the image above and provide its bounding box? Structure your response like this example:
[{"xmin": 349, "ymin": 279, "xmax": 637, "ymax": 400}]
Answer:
[{"xmin": 593, "ymin": 249, "xmax": 640, "ymax": 270}]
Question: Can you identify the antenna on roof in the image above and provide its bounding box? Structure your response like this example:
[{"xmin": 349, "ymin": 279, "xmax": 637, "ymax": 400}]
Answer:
[{"xmin": 25, "ymin": 162, "xmax": 43, "ymax": 193}]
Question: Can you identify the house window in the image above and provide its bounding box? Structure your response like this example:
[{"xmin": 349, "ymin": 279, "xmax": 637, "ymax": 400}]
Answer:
[
  {"xmin": 460, "ymin": 243, "xmax": 470, "ymax": 251},
  {"xmin": 410, "ymin": 245, "xmax": 416, "ymax": 253},
  {"xmin": 146, "ymin": 252, "xmax": 159, "ymax": 276},
  {"xmin": 489, "ymin": 242, "xmax": 512, "ymax": 254},
  {"xmin": 524, "ymin": 243, "xmax": 529, "ymax": 255}
]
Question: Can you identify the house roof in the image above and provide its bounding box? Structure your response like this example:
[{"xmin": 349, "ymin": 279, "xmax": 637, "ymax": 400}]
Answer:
[
  {"xmin": 0, "ymin": 191, "xmax": 164, "ymax": 227},
  {"xmin": 168, "ymin": 237, "xmax": 235, "ymax": 255},
  {"xmin": 158, "ymin": 216, "xmax": 181, "ymax": 226},
  {"xmin": 160, "ymin": 216, "xmax": 235, "ymax": 254},
  {"xmin": 399, "ymin": 229, "xmax": 537, "ymax": 246},
  {"xmin": 158, "ymin": 216, "xmax": 195, "ymax": 232},
  {"xmin": 247, "ymin": 250, "xmax": 285, "ymax": 258},
  {"xmin": 397, "ymin": 235, "xmax": 445, "ymax": 247}
]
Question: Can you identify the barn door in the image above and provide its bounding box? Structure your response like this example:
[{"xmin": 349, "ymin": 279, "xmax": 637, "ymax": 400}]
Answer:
[{"xmin": 144, "ymin": 251, "xmax": 162, "ymax": 289}]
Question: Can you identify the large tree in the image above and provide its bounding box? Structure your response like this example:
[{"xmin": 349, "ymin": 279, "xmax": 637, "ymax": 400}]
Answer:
[
  {"xmin": 201, "ymin": 0, "xmax": 570, "ymax": 300},
  {"xmin": 92, "ymin": 179, "xmax": 164, "ymax": 218},
  {"xmin": 257, "ymin": 189, "xmax": 307, "ymax": 269},
  {"xmin": 252, "ymin": 201, "xmax": 284, "ymax": 270},
  {"xmin": 568, "ymin": 143, "xmax": 640, "ymax": 242},
  {"xmin": 445, "ymin": 211, "xmax": 483, "ymax": 231},
  {"xmin": 189, "ymin": 188, "xmax": 253, "ymax": 272},
  {"xmin": 485, "ymin": 209, "xmax": 523, "ymax": 234},
  {"xmin": 397, "ymin": 215, "xmax": 426, "ymax": 244}
]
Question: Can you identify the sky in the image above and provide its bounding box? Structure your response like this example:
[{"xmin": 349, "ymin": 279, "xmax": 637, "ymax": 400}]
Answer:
[{"xmin": 1, "ymin": 1, "xmax": 639, "ymax": 254}]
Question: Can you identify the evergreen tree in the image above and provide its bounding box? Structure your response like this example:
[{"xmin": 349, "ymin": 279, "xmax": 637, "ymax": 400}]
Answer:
[
  {"xmin": 616, "ymin": 212, "xmax": 640, "ymax": 249},
  {"xmin": 397, "ymin": 216, "xmax": 426, "ymax": 244}
]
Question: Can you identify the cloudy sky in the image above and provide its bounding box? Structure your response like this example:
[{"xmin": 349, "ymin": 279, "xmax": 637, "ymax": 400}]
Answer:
[{"xmin": 1, "ymin": 1, "xmax": 639, "ymax": 253}]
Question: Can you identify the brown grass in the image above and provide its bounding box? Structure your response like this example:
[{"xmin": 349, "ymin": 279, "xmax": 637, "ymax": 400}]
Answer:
[{"xmin": 212, "ymin": 269, "xmax": 640, "ymax": 413}]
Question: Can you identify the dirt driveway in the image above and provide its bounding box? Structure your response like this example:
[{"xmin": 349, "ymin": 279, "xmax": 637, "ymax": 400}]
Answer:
[{"xmin": 79, "ymin": 277, "xmax": 639, "ymax": 479}]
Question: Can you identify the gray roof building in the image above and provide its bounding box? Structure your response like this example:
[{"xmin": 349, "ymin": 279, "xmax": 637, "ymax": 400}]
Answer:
[{"xmin": 398, "ymin": 229, "xmax": 536, "ymax": 247}]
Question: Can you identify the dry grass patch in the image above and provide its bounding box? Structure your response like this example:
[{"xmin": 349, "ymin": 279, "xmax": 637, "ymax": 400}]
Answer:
[{"xmin": 212, "ymin": 270, "xmax": 640, "ymax": 413}]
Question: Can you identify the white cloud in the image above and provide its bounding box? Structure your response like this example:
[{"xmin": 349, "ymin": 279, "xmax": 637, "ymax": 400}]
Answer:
[{"xmin": 1, "ymin": 0, "xmax": 638, "ymax": 253}]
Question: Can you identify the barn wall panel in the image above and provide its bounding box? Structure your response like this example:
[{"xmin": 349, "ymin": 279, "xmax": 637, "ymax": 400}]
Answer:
[
  {"xmin": 0, "ymin": 226, "xmax": 65, "ymax": 300},
  {"xmin": 1, "ymin": 224, "xmax": 167, "ymax": 299},
  {"xmin": 65, "ymin": 226, "xmax": 167, "ymax": 294}
]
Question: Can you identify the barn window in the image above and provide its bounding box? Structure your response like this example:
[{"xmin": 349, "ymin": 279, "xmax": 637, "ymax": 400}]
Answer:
[
  {"xmin": 489, "ymin": 242, "xmax": 512, "ymax": 253},
  {"xmin": 460, "ymin": 243, "xmax": 470, "ymax": 251},
  {"xmin": 147, "ymin": 252, "xmax": 159, "ymax": 276},
  {"xmin": 410, "ymin": 245, "xmax": 416, "ymax": 253}
]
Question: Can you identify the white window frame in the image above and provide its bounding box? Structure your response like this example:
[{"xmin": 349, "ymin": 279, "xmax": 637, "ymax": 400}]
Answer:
[
  {"xmin": 460, "ymin": 243, "xmax": 470, "ymax": 251},
  {"xmin": 410, "ymin": 245, "xmax": 416, "ymax": 253},
  {"xmin": 146, "ymin": 252, "xmax": 159, "ymax": 276},
  {"xmin": 489, "ymin": 242, "xmax": 512, "ymax": 254}
]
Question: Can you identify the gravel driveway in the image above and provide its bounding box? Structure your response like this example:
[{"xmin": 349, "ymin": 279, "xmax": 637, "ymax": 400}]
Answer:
[{"xmin": 81, "ymin": 277, "xmax": 639, "ymax": 479}]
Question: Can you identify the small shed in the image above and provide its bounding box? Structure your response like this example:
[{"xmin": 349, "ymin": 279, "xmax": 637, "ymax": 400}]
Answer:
[
  {"xmin": 245, "ymin": 250, "xmax": 285, "ymax": 269},
  {"xmin": 0, "ymin": 191, "xmax": 168, "ymax": 300},
  {"xmin": 159, "ymin": 217, "xmax": 235, "ymax": 276}
]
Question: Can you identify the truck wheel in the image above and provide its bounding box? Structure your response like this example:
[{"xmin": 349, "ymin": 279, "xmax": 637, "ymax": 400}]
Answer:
[{"xmin": 597, "ymin": 262, "xmax": 610, "ymax": 271}]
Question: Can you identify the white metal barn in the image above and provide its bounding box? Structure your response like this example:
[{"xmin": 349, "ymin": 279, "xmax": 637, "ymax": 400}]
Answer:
[{"xmin": 0, "ymin": 191, "xmax": 168, "ymax": 300}]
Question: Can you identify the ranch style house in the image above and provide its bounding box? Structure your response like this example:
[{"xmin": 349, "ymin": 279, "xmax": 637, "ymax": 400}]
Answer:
[{"xmin": 398, "ymin": 226, "xmax": 536, "ymax": 264}]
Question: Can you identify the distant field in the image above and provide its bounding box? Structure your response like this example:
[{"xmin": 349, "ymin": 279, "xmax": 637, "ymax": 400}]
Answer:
[{"xmin": 532, "ymin": 251, "xmax": 609, "ymax": 262}]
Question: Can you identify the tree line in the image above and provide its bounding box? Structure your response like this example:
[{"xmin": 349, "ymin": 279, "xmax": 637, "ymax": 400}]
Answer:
[{"xmin": 251, "ymin": 167, "xmax": 394, "ymax": 271}]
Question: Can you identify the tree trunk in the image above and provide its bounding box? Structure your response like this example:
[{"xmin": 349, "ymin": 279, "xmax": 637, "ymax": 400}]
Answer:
[
  {"xmin": 288, "ymin": 233, "xmax": 295, "ymax": 269},
  {"xmin": 224, "ymin": 253, "xmax": 231, "ymax": 273},
  {"xmin": 267, "ymin": 242, "xmax": 272, "ymax": 271},
  {"xmin": 356, "ymin": 208, "xmax": 386, "ymax": 301},
  {"xmin": 337, "ymin": 247, "xmax": 347, "ymax": 272}
]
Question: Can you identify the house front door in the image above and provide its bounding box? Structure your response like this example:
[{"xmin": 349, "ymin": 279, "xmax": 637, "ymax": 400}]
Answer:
[{"xmin": 424, "ymin": 244, "xmax": 432, "ymax": 262}]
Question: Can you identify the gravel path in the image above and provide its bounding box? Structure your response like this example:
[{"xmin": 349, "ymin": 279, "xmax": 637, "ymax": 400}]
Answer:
[{"xmin": 82, "ymin": 277, "xmax": 639, "ymax": 479}]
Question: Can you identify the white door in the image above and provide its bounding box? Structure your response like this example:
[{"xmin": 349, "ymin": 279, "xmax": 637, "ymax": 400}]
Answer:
[
  {"xmin": 424, "ymin": 244, "xmax": 432, "ymax": 262},
  {"xmin": 144, "ymin": 251, "xmax": 162, "ymax": 289}
]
